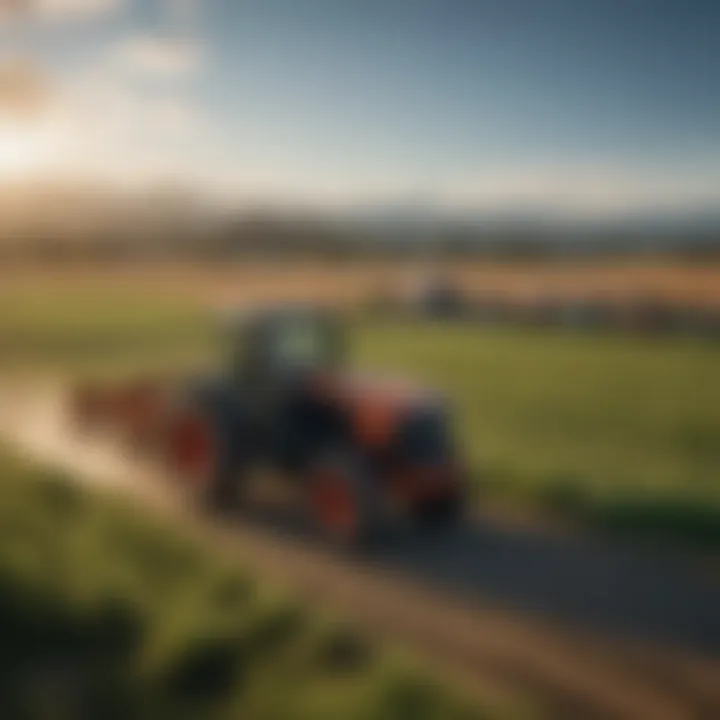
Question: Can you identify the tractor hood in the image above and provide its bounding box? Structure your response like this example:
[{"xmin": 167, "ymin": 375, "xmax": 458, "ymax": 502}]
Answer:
[
  {"xmin": 312, "ymin": 371, "xmax": 445, "ymax": 449},
  {"xmin": 314, "ymin": 370, "xmax": 441, "ymax": 409}
]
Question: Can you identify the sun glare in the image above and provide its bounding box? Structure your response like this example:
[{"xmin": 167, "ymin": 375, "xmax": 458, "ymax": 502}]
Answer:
[{"xmin": 0, "ymin": 122, "xmax": 51, "ymax": 177}]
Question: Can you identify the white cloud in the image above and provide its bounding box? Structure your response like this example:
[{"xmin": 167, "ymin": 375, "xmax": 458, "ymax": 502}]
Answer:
[
  {"xmin": 39, "ymin": 0, "xmax": 119, "ymax": 15},
  {"xmin": 40, "ymin": 0, "xmax": 208, "ymax": 182},
  {"xmin": 111, "ymin": 34, "xmax": 203, "ymax": 77},
  {"xmin": 164, "ymin": 0, "xmax": 199, "ymax": 36},
  {"xmin": 0, "ymin": 0, "xmax": 122, "ymax": 22},
  {"xmin": 0, "ymin": 0, "xmax": 215, "ymax": 186},
  {"xmin": 438, "ymin": 162, "xmax": 720, "ymax": 218},
  {"xmin": 43, "ymin": 58, "xmax": 209, "ymax": 186}
]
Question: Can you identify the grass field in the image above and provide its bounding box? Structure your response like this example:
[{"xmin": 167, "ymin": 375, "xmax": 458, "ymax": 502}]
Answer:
[
  {"xmin": 356, "ymin": 320, "xmax": 720, "ymax": 545},
  {"xmin": 0, "ymin": 446, "xmax": 496, "ymax": 719},
  {"xmin": 1, "ymin": 278, "xmax": 719, "ymax": 546}
]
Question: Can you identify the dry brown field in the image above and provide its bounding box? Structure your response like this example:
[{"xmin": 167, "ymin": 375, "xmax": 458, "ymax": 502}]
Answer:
[{"xmin": 2, "ymin": 259, "xmax": 720, "ymax": 308}]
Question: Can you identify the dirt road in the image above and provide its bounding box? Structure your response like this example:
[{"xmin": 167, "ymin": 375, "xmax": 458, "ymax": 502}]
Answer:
[{"xmin": 1, "ymin": 385, "xmax": 719, "ymax": 719}]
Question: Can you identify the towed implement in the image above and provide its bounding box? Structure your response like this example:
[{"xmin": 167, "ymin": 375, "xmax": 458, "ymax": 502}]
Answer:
[{"xmin": 70, "ymin": 307, "xmax": 466, "ymax": 547}]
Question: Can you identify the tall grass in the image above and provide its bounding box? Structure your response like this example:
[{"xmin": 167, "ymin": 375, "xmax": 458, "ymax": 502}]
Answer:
[{"xmin": 0, "ymin": 448, "xmax": 492, "ymax": 719}]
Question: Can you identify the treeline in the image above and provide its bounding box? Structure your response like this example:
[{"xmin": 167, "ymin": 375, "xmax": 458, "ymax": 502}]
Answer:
[
  {"xmin": 380, "ymin": 282, "xmax": 720, "ymax": 340},
  {"xmin": 1, "ymin": 208, "xmax": 720, "ymax": 263}
]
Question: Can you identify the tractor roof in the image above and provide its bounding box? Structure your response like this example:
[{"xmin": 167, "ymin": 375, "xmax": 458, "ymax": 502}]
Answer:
[{"xmin": 220, "ymin": 303, "xmax": 337, "ymax": 330}]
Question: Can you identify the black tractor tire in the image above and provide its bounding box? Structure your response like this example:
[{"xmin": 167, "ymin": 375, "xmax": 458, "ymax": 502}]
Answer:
[
  {"xmin": 411, "ymin": 490, "xmax": 465, "ymax": 531},
  {"xmin": 306, "ymin": 452, "xmax": 389, "ymax": 552}
]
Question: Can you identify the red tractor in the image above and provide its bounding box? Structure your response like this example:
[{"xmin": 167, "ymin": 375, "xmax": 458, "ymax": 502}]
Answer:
[{"xmin": 71, "ymin": 307, "xmax": 466, "ymax": 547}]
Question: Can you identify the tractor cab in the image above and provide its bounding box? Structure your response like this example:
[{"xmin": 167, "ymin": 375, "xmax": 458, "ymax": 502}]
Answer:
[{"xmin": 226, "ymin": 306, "xmax": 345, "ymax": 385}]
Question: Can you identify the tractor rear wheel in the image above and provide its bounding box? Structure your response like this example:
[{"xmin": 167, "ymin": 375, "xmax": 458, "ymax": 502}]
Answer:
[
  {"xmin": 308, "ymin": 455, "xmax": 386, "ymax": 550},
  {"xmin": 164, "ymin": 404, "xmax": 240, "ymax": 513}
]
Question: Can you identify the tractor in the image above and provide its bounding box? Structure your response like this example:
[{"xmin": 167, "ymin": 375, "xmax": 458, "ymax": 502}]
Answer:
[{"xmin": 70, "ymin": 306, "xmax": 466, "ymax": 547}]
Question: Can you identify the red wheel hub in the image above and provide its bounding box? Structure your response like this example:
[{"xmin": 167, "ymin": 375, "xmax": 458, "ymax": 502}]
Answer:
[
  {"xmin": 311, "ymin": 470, "xmax": 358, "ymax": 539},
  {"xmin": 169, "ymin": 415, "xmax": 214, "ymax": 485}
]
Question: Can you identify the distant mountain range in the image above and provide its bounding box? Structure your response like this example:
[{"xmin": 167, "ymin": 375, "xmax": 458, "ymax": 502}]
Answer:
[
  {"xmin": 331, "ymin": 197, "xmax": 720, "ymax": 237},
  {"xmin": 0, "ymin": 180, "xmax": 718, "ymax": 255}
]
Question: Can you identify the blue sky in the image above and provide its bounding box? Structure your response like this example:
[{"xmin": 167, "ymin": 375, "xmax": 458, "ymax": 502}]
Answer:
[{"xmin": 1, "ymin": 0, "xmax": 719, "ymax": 216}]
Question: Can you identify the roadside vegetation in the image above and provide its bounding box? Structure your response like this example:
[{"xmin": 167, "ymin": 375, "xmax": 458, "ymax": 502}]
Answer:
[
  {"xmin": 0, "ymin": 447, "xmax": 492, "ymax": 719},
  {"xmin": 1, "ymin": 283, "xmax": 719, "ymax": 547}
]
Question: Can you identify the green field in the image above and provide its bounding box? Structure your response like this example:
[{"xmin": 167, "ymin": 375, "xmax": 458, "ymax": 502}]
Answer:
[
  {"xmin": 1, "ymin": 286, "xmax": 719, "ymax": 546},
  {"xmin": 0, "ymin": 447, "xmax": 495, "ymax": 719},
  {"xmin": 0, "ymin": 289, "xmax": 211, "ymax": 373},
  {"xmin": 355, "ymin": 320, "xmax": 720, "ymax": 544}
]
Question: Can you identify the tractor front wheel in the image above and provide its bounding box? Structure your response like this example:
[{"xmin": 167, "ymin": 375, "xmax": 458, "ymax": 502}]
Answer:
[{"xmin": 308, "ymin": 455, "xmax": 386, "ymax": 550}]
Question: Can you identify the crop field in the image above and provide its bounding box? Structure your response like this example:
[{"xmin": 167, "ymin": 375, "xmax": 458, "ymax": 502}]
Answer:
[
  {"xmin": 1, "ymin": 268, "xmax": 719, "ymax": 546},
  {"xmin": 3, "ymin": 259, "xmax": 720, "ymax": 308}
]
